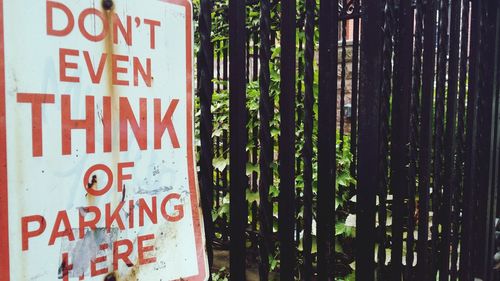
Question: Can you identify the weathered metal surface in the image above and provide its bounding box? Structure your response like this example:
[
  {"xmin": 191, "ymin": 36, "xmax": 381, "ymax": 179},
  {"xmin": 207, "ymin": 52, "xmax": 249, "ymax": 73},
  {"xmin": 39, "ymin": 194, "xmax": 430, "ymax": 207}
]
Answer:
[{"xmin": 0, "ymin": 0, "xmax": 208, "ymax": 280}]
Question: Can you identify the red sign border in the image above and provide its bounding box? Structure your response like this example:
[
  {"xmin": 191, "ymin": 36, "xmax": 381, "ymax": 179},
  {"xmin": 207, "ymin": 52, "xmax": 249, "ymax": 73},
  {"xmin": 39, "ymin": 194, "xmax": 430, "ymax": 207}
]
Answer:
[{"xmin": 0, "ymin": 0, "xmax": 208, "ymax": 280}]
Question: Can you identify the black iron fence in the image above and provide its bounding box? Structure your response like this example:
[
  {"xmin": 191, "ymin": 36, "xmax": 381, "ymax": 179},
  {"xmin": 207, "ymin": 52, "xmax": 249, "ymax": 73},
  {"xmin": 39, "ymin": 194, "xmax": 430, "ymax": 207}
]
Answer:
[{"xmin": 195, "ymin": 0, "xmax": 500, "ymax": 280}]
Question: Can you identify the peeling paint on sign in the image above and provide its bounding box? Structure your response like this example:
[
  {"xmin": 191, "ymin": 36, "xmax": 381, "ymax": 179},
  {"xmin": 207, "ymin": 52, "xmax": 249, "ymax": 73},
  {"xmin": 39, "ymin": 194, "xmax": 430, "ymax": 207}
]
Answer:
[{"xmin": 0, "ymin": 0, "xmax": 208, "ymax": 280}]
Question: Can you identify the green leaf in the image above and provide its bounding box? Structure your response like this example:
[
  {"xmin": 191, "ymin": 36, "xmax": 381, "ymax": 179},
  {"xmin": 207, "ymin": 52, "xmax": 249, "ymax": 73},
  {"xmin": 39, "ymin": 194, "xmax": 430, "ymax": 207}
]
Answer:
[
  {"xmin": 246, "ymin": 162, "xmax": 259, "ymax": 175},
  {"xmin": 336, "ymin": 222, "xmax": 346, "ymax": 236},
  {"xmin": 246, "ymin": 189, "xmax": 260, "ymax": 203},
  {"xmin": 335, "ymin": 197, "xmax": 341, "ymax": 210},
  {"xmin": 270, "ymin": 185, "xmax": 279, "ymax": 198},
  {"xmin": 217, "ymin": 203, "xmax": 230, "ymax": 220},
  {"xmin": 213, "ymin": 157, "xmax": 229, "ymax": 172},
  {"xmin": 311, "ymin": 235, "xmax": 317, "ymax": 254}
]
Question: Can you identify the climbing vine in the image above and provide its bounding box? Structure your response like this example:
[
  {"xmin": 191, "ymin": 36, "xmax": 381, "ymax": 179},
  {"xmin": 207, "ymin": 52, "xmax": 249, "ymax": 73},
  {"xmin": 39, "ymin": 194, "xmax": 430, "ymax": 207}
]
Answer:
[{"xmin": 193, "ymin": 0, "xmax": 357, "ymax": 279}]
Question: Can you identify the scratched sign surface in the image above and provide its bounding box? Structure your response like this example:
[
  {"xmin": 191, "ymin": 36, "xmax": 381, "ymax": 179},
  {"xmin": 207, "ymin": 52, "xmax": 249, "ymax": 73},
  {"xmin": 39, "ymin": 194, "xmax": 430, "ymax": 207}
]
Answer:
[{"xmin": 0, "ymin": 0, "xmax": 208, "ymax": 280}]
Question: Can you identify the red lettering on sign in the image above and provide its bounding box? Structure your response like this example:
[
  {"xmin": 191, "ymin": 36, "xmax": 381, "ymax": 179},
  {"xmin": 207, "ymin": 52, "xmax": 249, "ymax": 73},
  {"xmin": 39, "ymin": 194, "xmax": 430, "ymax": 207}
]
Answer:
[
  {"xmin": 78, "ymin": 8, "xmax": 108, "ymax": 42},
  {"xmin": 91, "ymin": 244, "xmax": 109, "ymax": 276},
  {"xmin": 161, "ymin": 193, "xmax": 184, "ymax": 222},
  {"xmin": 61, "ymin": 252, "xmax": 73, "ymax": 281},
  {"xmin": 138, "ymin": 234, "xmax": 157, "ymax": 265},
  {"xmin": 61, "ymin": 95, "xmax": 95, "ymax": 155},
  {"xmin": 59, "ymin": 48, "xmax": 80, "ymax": 82},
  {"xmin": 143, "ymin": 19, "xmax": 161, "ymax": 49},
  {"xmin": 45, "ymin": 1, "xmax": 162, "ymax": 51},
  {"xmin": 59, "ymin": 48, "xmax": 152, "ymax": 86},
  {"xmin": 83, "ymin": 51, "xmax": 107, "ymax": 84},
  {"xmin": 154, "ymin": 98, "xmax": 180, "ymax": 149},
  {"xmin": 78, "ymin": 206, "xmax": 101, "ymax": 239},
  {"xmin": 113, "ymin": 239, "xmax": 133, "ymax": 271},
  {"xmin": 16, "ymin": 93, "xmax": 55, "ymax": 157},
  {"xmin": 21, "ymin": 215, "xmax": 46, "ymax": 251},
  {"xmin": 83, "ymin": 162, "xmax": 135, "ymax": 196},
  {"xmin": 133, "ymin": 57, "xmax": 152, "ymax": 87},
  {"xmin": 83, "ymin": 164, "xmax": 114, "ymax": 196},
  {"xmin": 19, "ymin": 194, "xmax": 184, "ymax": 254},
  {"xmin": 103, "ymin": 96, "xmax": 112, "ymax": 152},
  {"xmin": 113, "ymin": 14, "xmax": 132, "ymax": 46},
  {"xmin": 46, "ymin": 1, "xmax": 74, "ymax": 37},
  {"xmin": 105, "ymin": 201, "xmax": 125, "ymax": 233},
  {"xmin": 17, "ymin": 94, "xmax": 180, "ymax": 156},
  {"xmin": 112, "ymin": 54, "xmax": 129, "ymax": 86},
  {"xmin": 120, "ymin": 97, "xmax": 147, "ymax": 151},
  {"xmin": 49, "ymin": 210, "xmax": 75, "ymax": 246},
  {"xmin": 56, "ymin": 235, "xmax": 157, "ymax": 278},
  {"xmin": 128, "ymin": 200, "xmax": 135, "ymax": 229},
  {"xmin": 117, "ymin": 162, "xmax": 134, "ymax": 193},
  {"xmin": 138, "ymin": 197, "xmax": 157, "ymax": 227}
]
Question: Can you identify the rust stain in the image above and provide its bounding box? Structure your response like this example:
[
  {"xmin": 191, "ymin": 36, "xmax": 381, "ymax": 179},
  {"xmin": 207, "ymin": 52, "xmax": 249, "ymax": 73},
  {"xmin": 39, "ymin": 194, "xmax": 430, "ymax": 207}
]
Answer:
[
  {"xmin": 111, "ymin": 237, "xmax": 149, "ymax": 280},
  {"xmin": 101, "ymin": 0, "xmax": 121, "ymax": 210},
  {"xmin": 86, "ymin": 175, "xmax": 97, "ymax": 206},
  {"xmin": 120, "ymin": 265, "xmax": 140, "ymax": 281},
  {"xmin": 103, "ymin": 0, "xmax": 115, "ymax": 102},
  {"xmin": 121, "ymin": 185, "xmax": 126, "ymax": 202},
  {"xmin": 104, "ymin": 272, "xmax": 117, "ymax": 281},
  {"xmin": 106, "ymin": 258, "xmax": 141, "ymax": 281}
]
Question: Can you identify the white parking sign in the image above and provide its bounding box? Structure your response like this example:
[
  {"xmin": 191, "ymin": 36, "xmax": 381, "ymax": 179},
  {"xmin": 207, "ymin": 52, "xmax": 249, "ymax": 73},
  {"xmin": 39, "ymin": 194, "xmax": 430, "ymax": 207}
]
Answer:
[{"xmin": 0, "ymin": 0, "xmax": 208, "ymax": 280}]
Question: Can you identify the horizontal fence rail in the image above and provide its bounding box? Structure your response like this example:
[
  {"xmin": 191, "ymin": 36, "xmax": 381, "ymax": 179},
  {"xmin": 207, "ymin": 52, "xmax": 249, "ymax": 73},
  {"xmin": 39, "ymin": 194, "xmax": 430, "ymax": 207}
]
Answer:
[{"xmin": 195, "ymin": 0, "xmax": 500, "ymax": 280}]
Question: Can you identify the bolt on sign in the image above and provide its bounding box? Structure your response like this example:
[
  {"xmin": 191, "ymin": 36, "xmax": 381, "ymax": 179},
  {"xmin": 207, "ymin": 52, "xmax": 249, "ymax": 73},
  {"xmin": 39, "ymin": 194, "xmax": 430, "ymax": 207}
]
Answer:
[{"xmin": 0, "ymin": 0, "xmax": 208, "ymax": 280}]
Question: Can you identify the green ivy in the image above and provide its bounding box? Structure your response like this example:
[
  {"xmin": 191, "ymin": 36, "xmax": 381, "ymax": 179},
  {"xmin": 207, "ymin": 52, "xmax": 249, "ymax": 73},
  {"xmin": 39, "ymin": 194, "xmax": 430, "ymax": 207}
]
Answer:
[{"xmin": 194, "ymin": 0, "xmax": 357, "ymax": 279}]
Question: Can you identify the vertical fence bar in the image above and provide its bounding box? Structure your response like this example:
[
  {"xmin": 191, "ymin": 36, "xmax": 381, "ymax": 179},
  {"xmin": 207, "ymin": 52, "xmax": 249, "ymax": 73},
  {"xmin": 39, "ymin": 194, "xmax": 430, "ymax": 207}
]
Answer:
[
  {"xmin": 377, "ymin": 0, "xmax": 394, "ymax": 278},
  {"xmin": 452, "ymin": 1, "xmax": 470, "ymax": 279},
  {"xmin": 485, "ymin": 8, "xmax": 500, "ymax": 279},
  {"xmin": 408, "ymin": 0, "xmax": 424, "ymax": 278},
  {"xmin": 490, "ymin": 10, "xmax": 500, "ymax": 281},
  {"xmin": 317, "ymin": 0, "xmax": 336, "ymax": 278},
  {"xmin": 229, "ymin": 0, "xmax": 247, "ymax": 277},
  {"xmin": 416, "ymin": 0, "xmax": 437, "ymax": 278},
  {"xmin": 244, "ymin": 28, "xmax": 252, "ymax": 259},
  {"xmin": 471, "ymin": 0, "xmax": 487, "ymax": 276},
  {"xmin": 460, "ymin": 0, "xmax": 480, "ymax": 278},
  {"xmin": 279, "ymin": 0, "xmax": 296, "ymax": 279},
  {"xmin": 302, "ymin": 0, "xmax": 315, "ymax": 279},
  {"xmin": 198, "ymin": 0, "xmax": 214, "ymax": 271},
  {"xmin": 491, "ymin": 6, "xmax": 500, "ymax": 280},
  {"xmin": 483, "ymin": 6, "xmax": 500, "ymax": 279},
  {"xmin": 331, "ymin": 12, "xmax": 339, "ymax": 273},
  {"xmin": 390, "ymin": 0, "xmax": 413, "ymax": 278},
  {"xmin": 356, "ymin": 0, "xmax": 384, "ymax": 280},
  {"xmin": 431, "ymin": 0, "xmax": 450, "ymax": 277},
  {"xmin": 258, "ymin": 0, "xmax": 273, "ymax": 278},
  {"xmin": 441, "ymin": 0, "xmax": 461, "ymax": 278},
  {"xmin": 477, "ymin": 0, "xmax": 499, "ymax": 278}
]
